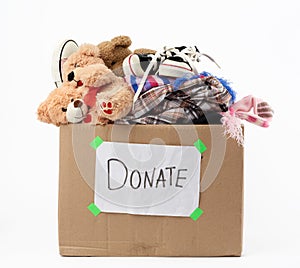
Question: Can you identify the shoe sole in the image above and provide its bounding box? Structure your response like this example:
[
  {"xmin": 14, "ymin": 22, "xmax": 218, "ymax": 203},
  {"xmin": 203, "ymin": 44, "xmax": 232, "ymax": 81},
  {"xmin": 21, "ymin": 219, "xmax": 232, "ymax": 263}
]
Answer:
[{"xmin": 51, "ymin": 39, "xmax": 78, "ymax": 87}]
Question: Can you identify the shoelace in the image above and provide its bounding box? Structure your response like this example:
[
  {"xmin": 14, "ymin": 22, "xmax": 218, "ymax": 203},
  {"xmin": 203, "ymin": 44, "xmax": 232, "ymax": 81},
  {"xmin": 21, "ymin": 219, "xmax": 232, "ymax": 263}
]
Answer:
[
  {"xmin": 133, "ymin": 46, "xmax": 221, "ymax": 104},
  {"xmin": 166, "ymin": 46, "xmax": 221, "ymax": 72}
]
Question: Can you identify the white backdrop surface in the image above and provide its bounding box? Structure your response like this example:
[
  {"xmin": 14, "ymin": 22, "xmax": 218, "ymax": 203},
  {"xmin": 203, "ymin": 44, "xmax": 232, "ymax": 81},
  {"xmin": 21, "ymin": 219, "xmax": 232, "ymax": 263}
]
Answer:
[{"xmin": 0, "ymin": 0, "xmax": 299, "ymax": 267}]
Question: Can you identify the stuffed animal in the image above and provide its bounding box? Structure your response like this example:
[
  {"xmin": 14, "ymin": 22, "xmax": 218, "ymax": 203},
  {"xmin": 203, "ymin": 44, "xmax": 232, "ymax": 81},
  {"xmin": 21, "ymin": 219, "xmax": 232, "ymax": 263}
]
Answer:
[
  {"xmin": 62, "ymin": 44, "xmax": 104, "ymax": 83},
  {"xmin": 38, "ymin": 44, "xmax": 107, "ymax": 126},
  {"xmin": 69, "ymin": 63, "xmax": 134, "ymax": 124},
  {"xmin": 97, "ymin": 35, "xmax": 156, "ymax": 77},
  {"xmin": 133, "ymin": 48, "xmax": 156, "ymax": 54},
  {"xmin": 97, "ymin": 36, "xmax": 133, "ymax": 77},
  {"xmin": 38, "ymin": 62, "xmax": 134, "ymax": 126},
  {"xmin": 37, "ymin": 83, "xmax": 85, "ymax": 126}
]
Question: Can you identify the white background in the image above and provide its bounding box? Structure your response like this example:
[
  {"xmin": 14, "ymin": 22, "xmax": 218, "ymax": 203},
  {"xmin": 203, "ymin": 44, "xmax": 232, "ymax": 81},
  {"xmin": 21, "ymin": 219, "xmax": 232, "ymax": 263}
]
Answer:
[{"xmin": 0, "ymin": 0, "xmax": 299, "ymax": 267}]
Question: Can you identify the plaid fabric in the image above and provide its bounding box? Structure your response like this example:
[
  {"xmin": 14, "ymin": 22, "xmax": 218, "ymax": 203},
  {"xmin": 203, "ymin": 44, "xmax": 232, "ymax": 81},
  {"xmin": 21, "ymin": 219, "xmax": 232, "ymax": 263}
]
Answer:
[
  {"xmin": 115, "ymin": 76, "xmax": 232, "ymax": 125},
  {"xmin": 125, "ymin": 75, "xmax": 172, "ymax": 93}
]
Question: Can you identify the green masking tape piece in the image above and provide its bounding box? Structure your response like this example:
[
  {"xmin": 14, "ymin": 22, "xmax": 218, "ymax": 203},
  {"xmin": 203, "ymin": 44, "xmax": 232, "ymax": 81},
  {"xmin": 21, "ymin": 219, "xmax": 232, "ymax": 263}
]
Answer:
[
  {"xmin": 90, "ymin": 136, "xmax": 103, "ymax": 150},
  {"xmin": 190, "ymin": 207, "xmax": 204, "ymax": 221},
  {"xmin": 87, "ymin": 203, "xmax": 101, "ymax": 216},
  {"xmin": 194, "ymin": 139, "xmax": 207, "ymax": 153}
]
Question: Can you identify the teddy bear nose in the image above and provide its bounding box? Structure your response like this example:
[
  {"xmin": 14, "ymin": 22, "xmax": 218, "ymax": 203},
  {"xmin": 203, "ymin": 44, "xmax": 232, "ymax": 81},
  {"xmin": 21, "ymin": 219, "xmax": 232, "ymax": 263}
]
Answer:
[
  {"xmin": 74, "ymin": 100, "xmax": 82, "ymax": 108},
  {"xmin": 68, "ymin": 71, "xmax": 75, "ymax": 82}
]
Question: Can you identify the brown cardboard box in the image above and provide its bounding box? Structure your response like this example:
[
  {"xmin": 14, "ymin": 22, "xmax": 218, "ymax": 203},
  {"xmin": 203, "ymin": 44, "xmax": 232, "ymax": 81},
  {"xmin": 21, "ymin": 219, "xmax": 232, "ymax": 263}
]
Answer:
[{"xmin": 58, "ymin": 124, "xmax": 243, "ymax": 257}]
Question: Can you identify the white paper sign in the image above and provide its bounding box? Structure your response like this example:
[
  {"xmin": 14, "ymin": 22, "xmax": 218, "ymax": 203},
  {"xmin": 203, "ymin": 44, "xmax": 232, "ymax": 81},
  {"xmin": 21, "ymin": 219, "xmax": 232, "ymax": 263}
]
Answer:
[{"xmin": 94, "ymin": 142, "xmax": 201, "ymax": 217}]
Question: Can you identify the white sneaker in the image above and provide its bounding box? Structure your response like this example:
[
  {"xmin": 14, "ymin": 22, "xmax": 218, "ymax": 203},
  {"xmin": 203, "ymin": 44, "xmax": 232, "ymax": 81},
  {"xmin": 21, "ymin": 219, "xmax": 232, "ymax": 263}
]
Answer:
[
  {"xmin": 123, "ymin": 53, "xmax": 159, "ymax": 77},
  {"xmin": 132, "ymin": 46, "xmax": 220, "ymax": 103},
  {"xmin": 51, "ymin": 39, "xmax": 78, "ymax": 87},
  {"xmin": 158, "ymin": 55, "xmax": 194, "ymax": 77},
  {"xmin": 158, "ymin": 46, "xmax": 220, "ymax": 77},
  {"xmin": 123, "ymin": 47, "xmax": 198, "ymax": 78}
]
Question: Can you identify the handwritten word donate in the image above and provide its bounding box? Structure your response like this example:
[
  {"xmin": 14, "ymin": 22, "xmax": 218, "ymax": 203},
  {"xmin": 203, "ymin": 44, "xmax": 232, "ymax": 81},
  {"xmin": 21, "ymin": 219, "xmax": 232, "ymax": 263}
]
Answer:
[
  {"xmin": 94, "ymin": 142, "xmax": 201, "ymax": 215},
  {"xmin": 107, "ymin": 158, "xmax": 188, "ymax": 190}
]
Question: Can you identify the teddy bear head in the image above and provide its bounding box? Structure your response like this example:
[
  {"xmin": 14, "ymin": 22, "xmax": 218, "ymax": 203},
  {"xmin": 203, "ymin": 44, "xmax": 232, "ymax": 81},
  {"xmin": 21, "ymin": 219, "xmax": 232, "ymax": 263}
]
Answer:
[
  {"xmin": 62, "ymin": 44, "xmax": 104, "ymax": 82},
  {"xmin": 37, "ymin": 83, "xmax": 85, "ymax": 126},
  {"xmin": 98, "ymin": 36, "xmax": 132, "ymax": 77}
]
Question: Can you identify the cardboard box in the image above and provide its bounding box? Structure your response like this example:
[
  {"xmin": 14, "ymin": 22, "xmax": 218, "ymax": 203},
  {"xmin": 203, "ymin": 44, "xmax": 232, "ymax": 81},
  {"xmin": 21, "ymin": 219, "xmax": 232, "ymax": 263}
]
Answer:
[{"xmin": 58, "ymin": 124, "xmax": 243, "ymax": 257}]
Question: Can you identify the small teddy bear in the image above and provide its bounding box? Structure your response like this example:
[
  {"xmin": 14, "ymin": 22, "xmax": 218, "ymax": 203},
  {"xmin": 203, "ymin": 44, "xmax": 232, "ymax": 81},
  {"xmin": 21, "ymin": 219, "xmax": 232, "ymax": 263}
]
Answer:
[
  {"xmin": 97, "ymin": 36, "xmax": 133, "ymax": 77},
  {"xmin": 98, "ymin": 35, "xmax": 157, "ymax": 77}
]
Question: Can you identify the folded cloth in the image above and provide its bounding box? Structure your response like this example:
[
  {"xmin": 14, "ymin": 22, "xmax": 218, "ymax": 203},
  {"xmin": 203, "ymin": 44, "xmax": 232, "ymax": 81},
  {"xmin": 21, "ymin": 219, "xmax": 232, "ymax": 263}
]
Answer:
[
  {"xmin": 115, "ymin": 75, "xmax": 232, "ymax": 125},
  {"xmin": 173, "ymin": 71, "xmax": 237, "ymax": 104}
]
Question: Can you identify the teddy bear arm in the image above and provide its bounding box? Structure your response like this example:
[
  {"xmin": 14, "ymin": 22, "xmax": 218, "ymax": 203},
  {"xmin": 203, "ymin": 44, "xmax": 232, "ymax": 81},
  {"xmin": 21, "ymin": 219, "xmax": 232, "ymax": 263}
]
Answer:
[
  {"xmin": 133, "ymin": 48, "xmax": 156, "ymax": 55},
  {"xmin": 37, "ymin": 101, "xmax": 51, "ymax": 124},
  {"xmin": 110, "ymin": 88, "xmax": 134, "ymax": 120},
  {"xmin": 111, "ymin": 36, "xmax": 132, "ymax": 48}
]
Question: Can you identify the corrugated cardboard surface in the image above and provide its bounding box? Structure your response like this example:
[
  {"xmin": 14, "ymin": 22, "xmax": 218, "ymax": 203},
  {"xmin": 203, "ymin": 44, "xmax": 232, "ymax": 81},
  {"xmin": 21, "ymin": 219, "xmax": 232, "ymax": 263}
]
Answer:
[{"xmin": 58, "ymin": 125, "xmax": 243, "ymax": 257}]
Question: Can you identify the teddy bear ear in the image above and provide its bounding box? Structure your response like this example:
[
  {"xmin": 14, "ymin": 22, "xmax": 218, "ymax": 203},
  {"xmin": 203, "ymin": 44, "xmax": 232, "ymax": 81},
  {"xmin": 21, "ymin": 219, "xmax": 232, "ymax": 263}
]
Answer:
[
  {"xmin": 78, "ymin": 44, "xmax": 100, "ymax": 57},
  {"xmin": 37, "ymin": 100, "xmax": 51, "ymax": 124},
  {"xmin": 111, "ymin": 36, "xmax": 132, "ymax": 48}
]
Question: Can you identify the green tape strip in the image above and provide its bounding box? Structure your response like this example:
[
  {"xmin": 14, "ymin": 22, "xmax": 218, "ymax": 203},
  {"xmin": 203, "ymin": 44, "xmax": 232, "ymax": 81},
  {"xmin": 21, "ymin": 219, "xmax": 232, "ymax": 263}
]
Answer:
[
  {"xmin": 194, "ymin": 139, "xmax": 207, "ymax": 153},
  {"xmin": 87, "ymin": 203, "xmax": 101, "ymax": 216},
  {"xmin": 90, "ymin": 136, "xmax": 103, "ymax": 150},
  {"xmin": 190, "ymin": 207, "xmax": 203, "ymax": 221}
]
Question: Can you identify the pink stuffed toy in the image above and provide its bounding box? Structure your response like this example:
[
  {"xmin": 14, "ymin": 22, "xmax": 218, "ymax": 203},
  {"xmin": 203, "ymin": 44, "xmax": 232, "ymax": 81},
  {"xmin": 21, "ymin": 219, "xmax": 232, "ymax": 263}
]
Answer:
[{"xmin": 221, "ymin": 95, "xmax": 274, "ymax": 145}]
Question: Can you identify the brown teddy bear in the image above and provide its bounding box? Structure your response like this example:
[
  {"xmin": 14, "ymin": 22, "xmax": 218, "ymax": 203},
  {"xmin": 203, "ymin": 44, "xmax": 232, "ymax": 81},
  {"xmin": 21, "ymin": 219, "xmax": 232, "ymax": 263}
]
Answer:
[
  {"xmin": 97, "ymin": 36, "xmax": 132, "ymax": 77},
  {"xmin": 38, "ymin": 43, "xmax": 111, "ymax": 126},
  {"xmin": 37, "ymin": 63, "xmax": 134, "ymax": 126},
  {"xmin": 98, "ymin": 35, "xmax": 156, "ymax": 77}
]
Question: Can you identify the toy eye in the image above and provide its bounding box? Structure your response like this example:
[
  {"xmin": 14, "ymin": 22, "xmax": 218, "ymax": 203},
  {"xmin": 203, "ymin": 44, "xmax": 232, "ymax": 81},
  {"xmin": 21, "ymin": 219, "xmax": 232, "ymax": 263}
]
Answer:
[
  {"xmin": 111, "ymin": 61, "xmax": 116, "ymax": 66},
  {"xmin": 62, "ymin": 107, "xmax": 67, "ymax": 112},
  {"xmin": 74, "ymin": 63, "xmax": 80, "ymax": 68},
  {"xmin": 71, "ymin": 98, "xmax": 74, "ymax": 102}
]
